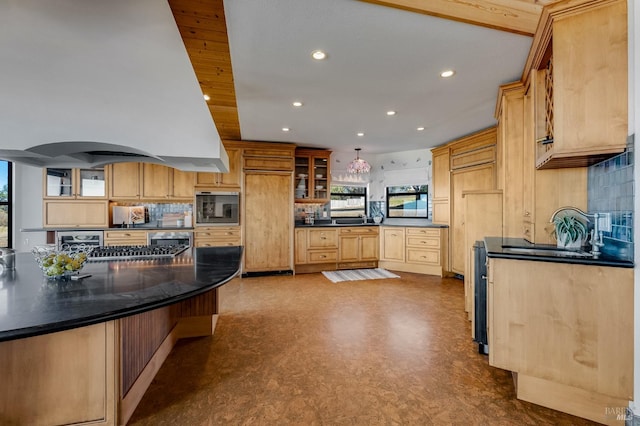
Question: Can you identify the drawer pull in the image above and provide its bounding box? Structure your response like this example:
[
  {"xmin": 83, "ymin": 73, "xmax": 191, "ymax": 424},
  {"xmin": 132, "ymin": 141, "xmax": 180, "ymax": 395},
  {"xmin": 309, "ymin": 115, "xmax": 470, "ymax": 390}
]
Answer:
[
  {"xmin": 321, "ymin": 236, "xmax": 326, "ymax": 240},
  {"xmin": 225, "ymin": 232, "xmax": 232, "ymax": 235},
  {"xmin": 320, "ymin": 255, "xmax": 326, "ymax": 258}
]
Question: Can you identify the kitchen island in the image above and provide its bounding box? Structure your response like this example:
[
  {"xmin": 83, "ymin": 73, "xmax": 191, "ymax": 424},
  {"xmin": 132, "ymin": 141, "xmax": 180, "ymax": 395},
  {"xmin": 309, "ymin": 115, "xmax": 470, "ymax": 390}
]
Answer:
[
  {"xmin": 0, "ymin": 246, "xmax": 242, "ymax": 426},
  {"xmin": 484, "ymin": 237, "xmax": 632, "ymax": 425}
]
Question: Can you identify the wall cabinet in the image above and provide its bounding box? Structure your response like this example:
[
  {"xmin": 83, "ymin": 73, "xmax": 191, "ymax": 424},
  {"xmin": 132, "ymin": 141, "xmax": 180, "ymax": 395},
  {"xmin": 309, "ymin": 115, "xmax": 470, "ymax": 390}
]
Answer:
[
  {"xmin": 43, "ymin": 200, "xmax": 109, "ymax": 228},
  {"xmin": 43, "ymin": 167, "xmax": 108, "ymax": 199},
  {"xmin": 338, "ymin": 227, "xmax": 379, "ymax": 269},
  {"xmin": 195, "ymin": 146, "xmax": 242, "ymax": 189},
  {"xmin": 194, "ymin": 226, "xmax": 241, "ymax": 247},
  {"xmin": 430, "ymin": 146, "xmax": 450, "ymax": 225},
  {"xmin": 109, "ymin": 163, "xmax": 195, "ymax": 200},
  {"xmin": 488, "ymin": 257, "xmax": 632, "ymax": 423},
  {"xmin": 525, "ymin": 0, "xmax": 627, "ymax": 169},
  {"xmin": 294, "ymin": 149, "xmax": 331, "ymax": 202}
]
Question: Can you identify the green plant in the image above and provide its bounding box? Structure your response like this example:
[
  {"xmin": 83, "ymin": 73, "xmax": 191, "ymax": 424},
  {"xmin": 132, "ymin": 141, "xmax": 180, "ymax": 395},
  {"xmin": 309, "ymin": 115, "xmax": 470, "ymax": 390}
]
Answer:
[{"xmin": 553, "ymin": 215, "xmax": 588, "ymax": 245}]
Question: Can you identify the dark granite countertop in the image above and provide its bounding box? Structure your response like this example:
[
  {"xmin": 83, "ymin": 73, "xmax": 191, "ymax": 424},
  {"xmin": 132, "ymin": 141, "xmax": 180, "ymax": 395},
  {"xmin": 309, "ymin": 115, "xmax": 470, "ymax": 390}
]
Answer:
[
  {"xmin": 484, "ymin": 237, "xmax": 633, "ymax": 268},
  {"xmin": 294, "ymin": 218, "xmax": 448, "ymax": 228},
  {"xmin": 0, "ymin": 246, "xmax": 243, "ymax": 342}
]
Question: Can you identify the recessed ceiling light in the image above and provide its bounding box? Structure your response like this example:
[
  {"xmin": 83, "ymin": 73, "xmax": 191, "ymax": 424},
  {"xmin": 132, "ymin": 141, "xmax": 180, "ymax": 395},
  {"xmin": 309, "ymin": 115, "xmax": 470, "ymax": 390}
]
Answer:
[
  {"xmin": 311, "ymin": 50, "xmax": 327, "ymax": 60},
  {"xmin": 440, "ymin": 70, "xmax": 455, "ymax": 78},
  {"xmin": 292, "ymin": 101, "xmax": 303, "ymax": 107},
  {"xmin": 282, "ymin": 127, "xmax": 290, "ymax": 132},
  {"xmin": 386, "ymin": 110, "xmax": 396, "ymax": 116},
  {"xmin": 417, "ymin": 127, "xmax": 425, "ymax": 131},
  {"xmin": 357, "ymin": 132, "xmax": 365, "ymax": 137},
  {"xmin": 203, "ymin": 94, "xmax": 210, "ymax": 101}
]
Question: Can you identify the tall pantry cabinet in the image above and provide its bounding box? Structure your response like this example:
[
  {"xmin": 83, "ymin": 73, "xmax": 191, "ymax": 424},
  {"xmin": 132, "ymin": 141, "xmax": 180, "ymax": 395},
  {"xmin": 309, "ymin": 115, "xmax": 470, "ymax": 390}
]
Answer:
[{"xmin": 241, "ymin": 142, "xmax": 296, "ymax": 275}]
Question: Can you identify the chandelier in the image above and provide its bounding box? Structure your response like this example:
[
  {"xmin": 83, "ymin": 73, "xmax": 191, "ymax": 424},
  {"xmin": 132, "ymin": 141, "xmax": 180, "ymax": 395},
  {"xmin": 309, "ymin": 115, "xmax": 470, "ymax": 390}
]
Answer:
[{"xmin": 347, "ymin": 148, "xmax": 371, "ymax": 174}]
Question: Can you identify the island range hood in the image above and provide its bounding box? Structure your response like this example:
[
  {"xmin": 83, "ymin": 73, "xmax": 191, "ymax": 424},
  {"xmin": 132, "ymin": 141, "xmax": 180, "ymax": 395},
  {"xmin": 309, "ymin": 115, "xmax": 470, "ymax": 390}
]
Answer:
[{"xmin": 0, "ymin": 0, "xmax": 229, "ymax": 172}]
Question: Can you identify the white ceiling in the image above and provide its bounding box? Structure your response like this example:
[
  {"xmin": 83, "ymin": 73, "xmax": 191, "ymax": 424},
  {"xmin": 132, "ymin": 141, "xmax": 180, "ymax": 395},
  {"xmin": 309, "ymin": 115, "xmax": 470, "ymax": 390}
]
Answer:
[{"xmin": 224, "ymin": 0, "xmax": 533, "ymax": 156}]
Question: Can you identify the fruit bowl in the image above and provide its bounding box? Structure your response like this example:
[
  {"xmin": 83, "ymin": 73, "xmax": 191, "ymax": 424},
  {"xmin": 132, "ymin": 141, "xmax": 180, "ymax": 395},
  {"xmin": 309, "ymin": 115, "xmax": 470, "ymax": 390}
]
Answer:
[{"xmin": 32, "ymin": 245, "xmax": 94, "ymax": 279}]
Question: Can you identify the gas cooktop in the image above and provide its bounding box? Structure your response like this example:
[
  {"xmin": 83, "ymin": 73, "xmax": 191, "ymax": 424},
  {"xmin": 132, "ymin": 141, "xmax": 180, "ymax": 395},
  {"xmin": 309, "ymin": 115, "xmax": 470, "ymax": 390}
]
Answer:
[{"xmin": 87, "ymin": 244, "xmax": 189, "ymax": 261}]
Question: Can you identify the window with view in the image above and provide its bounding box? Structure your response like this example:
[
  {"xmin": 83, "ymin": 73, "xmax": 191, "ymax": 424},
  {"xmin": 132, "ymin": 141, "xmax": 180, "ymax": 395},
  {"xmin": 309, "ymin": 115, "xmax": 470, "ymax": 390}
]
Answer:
[
  {"xmin": 330, "ymin": 185, "xmax": 367, "ymax": 218},
  {"xmin": 386, "ymin": 185, "xmax": 428, "ymax": 218},
  {"xmin": 0, "ymin": 161, "xmax": 11, "ymax": 248}
]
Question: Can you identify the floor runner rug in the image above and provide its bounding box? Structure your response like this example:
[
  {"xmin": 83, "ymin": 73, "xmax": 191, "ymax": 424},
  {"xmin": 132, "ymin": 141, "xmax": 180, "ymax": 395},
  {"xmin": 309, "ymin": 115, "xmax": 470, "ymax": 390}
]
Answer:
[{"xmin": 321, "ymin": 268, "xmax": 400, "ymax": 283}]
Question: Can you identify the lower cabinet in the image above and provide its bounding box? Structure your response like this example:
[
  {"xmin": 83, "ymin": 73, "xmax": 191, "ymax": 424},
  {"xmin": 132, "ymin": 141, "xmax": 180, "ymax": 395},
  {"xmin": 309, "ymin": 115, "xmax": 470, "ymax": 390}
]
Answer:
[
  {"xmin": 194, "ymin": 226, "xmax": 241, "ymax": 247},
  {"xmin": 104, "ymin": 230, "xmax": 147, "ymax": 246},
  {"xmin": 378, "ymin": 226, "xmax": 448, "ymax": 277},
  {"xmin": 43, "ymin": 200, "xmax": 109, "ymax": 228},
  {"xmin": 337, "ymin": 227, "xmax": 379, "ymax": 269},
  {"xmin": 294, "ymin": 226, "xmax": 378, "ymax": 273},
  {"xmin": 488, "ymin": 258, "xmax": 632, "ymax": 424}
]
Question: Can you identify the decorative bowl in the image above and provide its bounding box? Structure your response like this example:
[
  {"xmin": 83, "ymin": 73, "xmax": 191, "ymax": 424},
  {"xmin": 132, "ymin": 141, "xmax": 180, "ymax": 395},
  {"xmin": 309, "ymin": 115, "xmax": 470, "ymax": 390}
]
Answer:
[
  {"xmin": 32, "ymin": 245, "xmax": 94, "ymax": 279},
  {"xmin": 316, "ymin": 174, "xmax": 323, "ymax": 178},
  {"xmin": 316, "ymin": 185, "xmax": 324, "ymax": 190}
]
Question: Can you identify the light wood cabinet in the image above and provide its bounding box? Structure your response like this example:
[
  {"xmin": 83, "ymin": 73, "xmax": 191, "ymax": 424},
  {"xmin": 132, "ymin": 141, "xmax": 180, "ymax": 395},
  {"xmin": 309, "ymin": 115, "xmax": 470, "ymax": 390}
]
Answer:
[
  {"xmin": 337, "ymin": 227, "xmax": 379, "ymax": 269},
  {"xmin": 430, "ymin": 146, "xmax": 450, "ymax": 225},
  {"xmin": 450, "ymin": 162, "xmax": 496, "ymax": 274},
  {"xmin": 294, "ymin": 148, "xmax": 331, "ymax": 202},
  {"xmin": 488, "ymin": 257, "xmax": 633, "ymax": 423},
  {"xmin": 495, "ymin": 83, "xmax": 525, "ymax": 239},
  {"xmin": 380, "ymin": 227, "xmax": 405, "ymax": 262},
  {"xmin": 104, "ymin": 230, "xmax": 147, "ymax": 246},
  {"xmin": 524, "ymin": 0, "xmax": 627, "ymax": 169},
  {"xmin": 109, "ymin": 162, "xmax": 141, "ymax": 199},
  {"xmin": 109, "ymin": 163, "xmax": 195, "ymax": 200},
  {"xmin": 194, "ymin": 226, "xmax": 241, "ymax": 247},
  {"xmin": 43, "ymin": 200, "xmax": 109, "ymax": 228},
  {"xmin": 196, "ymin": 146, "xmax": 242, "ymax": 189},
  {"xmin": 462, "ymin": 191, "xmax": 502, "ymax": 325},
  {"xmin": 294, "ymin": 228, "xmax": 338, "ymax": 272},
  {"xmin": 378, "ymin": 226, "xmax": 448, "ymax": 277},
  {"xmin": 242, "ymin": 142, "xmax": 295, "ymax": 275},
  {"xmin": 43, "ymin": 167, "xmax": 108, "ymax": 199},
  {"xmin": 141, "ymin": 164, "xmax": 194, "ymax": 200}
]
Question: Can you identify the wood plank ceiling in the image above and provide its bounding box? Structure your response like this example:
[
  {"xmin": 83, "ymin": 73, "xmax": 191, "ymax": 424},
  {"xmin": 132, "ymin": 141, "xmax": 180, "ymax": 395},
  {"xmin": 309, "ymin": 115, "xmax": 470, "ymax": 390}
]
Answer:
[{"xmin": 168, "ymin": 0, "xmax": 550, "ymax": 144}]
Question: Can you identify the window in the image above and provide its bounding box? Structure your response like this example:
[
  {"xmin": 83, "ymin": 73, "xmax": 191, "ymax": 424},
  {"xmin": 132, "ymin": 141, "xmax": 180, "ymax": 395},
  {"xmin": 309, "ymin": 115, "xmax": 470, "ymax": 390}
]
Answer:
[
  {"xmin": 330, "ymin": 185, "xmax": 367, "ymax": 217},
  {"xmin": 386, "ymin": 185, "xmax": 428, "ymax": 218},
  {"xmin": 0, "ymin": 161, "xmax": 11, "ymax": 248}
]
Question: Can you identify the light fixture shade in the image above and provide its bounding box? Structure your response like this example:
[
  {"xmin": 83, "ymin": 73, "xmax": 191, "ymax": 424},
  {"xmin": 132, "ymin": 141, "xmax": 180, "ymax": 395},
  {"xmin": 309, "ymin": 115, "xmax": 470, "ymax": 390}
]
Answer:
[{"xmin": 347, "ymin": 148, "xmax": 371, "ymax": 174}]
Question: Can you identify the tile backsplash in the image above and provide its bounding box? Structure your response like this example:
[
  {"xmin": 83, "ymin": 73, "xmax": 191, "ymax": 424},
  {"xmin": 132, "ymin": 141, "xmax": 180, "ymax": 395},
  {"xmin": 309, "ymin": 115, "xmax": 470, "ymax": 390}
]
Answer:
[{"xmin": 587, "ymin": 136, "xmax": 634, "ymax": 261}]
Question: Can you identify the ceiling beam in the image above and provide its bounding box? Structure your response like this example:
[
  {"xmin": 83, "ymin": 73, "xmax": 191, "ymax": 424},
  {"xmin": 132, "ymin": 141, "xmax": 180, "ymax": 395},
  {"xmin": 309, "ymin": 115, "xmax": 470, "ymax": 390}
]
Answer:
[{"xmin": 358, "ymin": 0, "xmax": 552, "ymax": 36}]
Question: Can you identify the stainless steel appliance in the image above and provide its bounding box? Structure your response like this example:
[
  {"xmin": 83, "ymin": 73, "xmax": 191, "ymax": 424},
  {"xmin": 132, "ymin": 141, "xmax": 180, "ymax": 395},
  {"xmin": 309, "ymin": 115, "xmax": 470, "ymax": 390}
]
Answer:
[
  {"xmin": 88, "ymin": 244, "xmax": 188, "ymax": 261},
  {"xmin": 147, "ymin": 230, "xmax": 193, "ymax": 247},
  {"xmin": 473, "ymin": 240, "xmax": 488, "ymax": 355},
  {"xmin": 57, "ymin": 230, "xmax": 104, "ymax": 249},
  {"xmin": 195, "ymin": 191, "xmax": 239, "ymax": 225}
]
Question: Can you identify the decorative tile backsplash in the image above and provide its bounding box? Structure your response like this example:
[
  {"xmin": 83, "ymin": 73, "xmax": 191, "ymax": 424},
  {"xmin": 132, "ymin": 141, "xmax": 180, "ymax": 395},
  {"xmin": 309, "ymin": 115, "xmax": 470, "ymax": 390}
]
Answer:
[{"xmin": 587, "ymin": 136, "xmax": 634, "ymax": 261}]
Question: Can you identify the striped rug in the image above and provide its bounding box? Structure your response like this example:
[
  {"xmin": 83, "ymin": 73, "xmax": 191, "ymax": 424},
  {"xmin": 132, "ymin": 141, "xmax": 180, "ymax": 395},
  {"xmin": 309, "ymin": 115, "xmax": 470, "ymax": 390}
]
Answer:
[{"xmin": 321, "ymin": 268, "xmax": 400, "ymax": 283}]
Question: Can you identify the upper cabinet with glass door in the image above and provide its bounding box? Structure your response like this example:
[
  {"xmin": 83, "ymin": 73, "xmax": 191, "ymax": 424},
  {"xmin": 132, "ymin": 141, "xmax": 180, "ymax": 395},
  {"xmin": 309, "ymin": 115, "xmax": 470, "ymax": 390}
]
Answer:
[
  {"xmin": 43, "ymin": 167, "xmax": 108, "ymax": 199},
  {"xmin": 294, "ymin": 149, "xmax": 331, "ymax": 203}
]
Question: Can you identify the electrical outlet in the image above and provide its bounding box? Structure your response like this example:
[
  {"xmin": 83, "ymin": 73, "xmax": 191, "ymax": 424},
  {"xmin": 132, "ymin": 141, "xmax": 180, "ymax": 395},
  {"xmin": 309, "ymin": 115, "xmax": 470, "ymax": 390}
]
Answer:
[{"xmin": 598, "ymin": 213, "xmax": 612, "ymax": 233}]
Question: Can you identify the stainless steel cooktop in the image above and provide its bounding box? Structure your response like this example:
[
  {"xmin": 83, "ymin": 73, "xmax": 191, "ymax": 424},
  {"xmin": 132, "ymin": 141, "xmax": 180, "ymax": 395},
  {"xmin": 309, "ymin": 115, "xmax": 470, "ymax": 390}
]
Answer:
[{"xmin": 87, "ymin": 245, "xmax": 189, "ymax": 261}]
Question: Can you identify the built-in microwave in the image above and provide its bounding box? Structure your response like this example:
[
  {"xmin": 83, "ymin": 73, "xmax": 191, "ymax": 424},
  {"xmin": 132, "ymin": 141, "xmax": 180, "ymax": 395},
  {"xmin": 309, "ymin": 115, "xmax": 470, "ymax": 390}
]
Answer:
[{"xmin": 195, "ymin": 191, "xmax": 240, "ymax": 226}]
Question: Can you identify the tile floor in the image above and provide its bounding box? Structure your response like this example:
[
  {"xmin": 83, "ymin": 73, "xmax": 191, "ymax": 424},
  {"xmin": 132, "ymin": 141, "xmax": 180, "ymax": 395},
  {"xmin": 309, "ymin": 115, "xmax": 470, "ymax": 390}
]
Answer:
[{"xmin": 129, "ymin": 272, "xmax": 595, "ymax": 425}]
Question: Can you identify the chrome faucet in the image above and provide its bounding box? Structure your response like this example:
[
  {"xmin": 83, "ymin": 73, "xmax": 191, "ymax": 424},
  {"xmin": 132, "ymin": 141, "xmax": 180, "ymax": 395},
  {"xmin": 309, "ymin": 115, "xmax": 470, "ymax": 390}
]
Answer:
[{"xmin": 548, "ymin": 207, "xmax": 609, "ymax": 257}]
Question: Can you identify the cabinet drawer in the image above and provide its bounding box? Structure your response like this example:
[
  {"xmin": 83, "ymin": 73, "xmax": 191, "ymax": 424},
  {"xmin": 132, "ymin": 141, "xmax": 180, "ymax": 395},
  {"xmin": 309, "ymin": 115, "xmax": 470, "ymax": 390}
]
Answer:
[
  {"xmin": 339, "ymin": 227, "xmax": 379, "ymax": 235},
  {"xmin": 308, "ymin": 229, "xmax": 338, "ymax": 248},
  {"xmin": 195, "ymin": 240, "xmax": 240, "ymax": 248},
  {"xmin": 104, "ymin": 230, "xmax": 147, "ymax": 240},
  {"xmin": 406, "ymin": 236, "xmax": 440, "ymax": 249},
  {"xmin": 406, "ymin": 228, "xmax": 440, "ymax": 238},
  {"xmin": 105, "ymin": 238, "xmax": 147, "ymax": 246},
  {"xmin": 406, "ymin": 248, "xmax": 440, "ymax": 265},
  {"xmin": 195, "ymin": 228, "xmax": 241, "ymax": 240},
  {"xmin": 308, "ymin": 250, "xmax": 338, "ymax": 263}
]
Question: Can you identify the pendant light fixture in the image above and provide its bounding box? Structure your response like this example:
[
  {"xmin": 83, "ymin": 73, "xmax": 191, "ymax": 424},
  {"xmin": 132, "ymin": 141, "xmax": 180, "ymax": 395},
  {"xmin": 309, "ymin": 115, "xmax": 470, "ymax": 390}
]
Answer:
[{"xmin": 347, "ymin": 148, "xmax": 371, "ymax": 174}]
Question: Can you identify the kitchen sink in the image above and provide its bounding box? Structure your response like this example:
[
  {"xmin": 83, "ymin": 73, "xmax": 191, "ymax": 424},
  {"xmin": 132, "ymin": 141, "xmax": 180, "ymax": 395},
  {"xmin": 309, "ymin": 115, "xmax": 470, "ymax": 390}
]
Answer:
[{"xmin": 501, "ymin": 246, "xmax": 594, "ymax": 258}]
